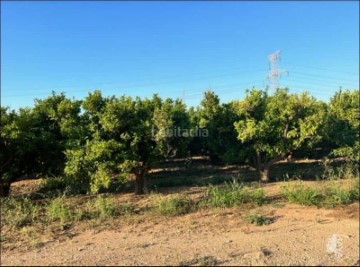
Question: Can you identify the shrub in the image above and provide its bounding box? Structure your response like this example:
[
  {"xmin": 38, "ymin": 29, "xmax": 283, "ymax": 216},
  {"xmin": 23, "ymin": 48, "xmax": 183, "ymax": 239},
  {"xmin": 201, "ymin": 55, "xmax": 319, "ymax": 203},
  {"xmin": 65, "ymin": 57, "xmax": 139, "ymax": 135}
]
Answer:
[
  {"xmin": 244, "ymin": 210, "xmax": 271, "ymax": 226},
  {"xmin": 282, "ymin": 180, "xmax": 359, "ymax": 207},
  {"xmin": 1, "ymin": 197, "xmax": 40, "ymax": 228},
  {"xmin": 153, "ymin": 195, "xmax": 195, "ymax": 216},
  {"xmin": 322, "ymin": 180, "xmax": 359, "ymax": 208},
  {"xmin": 282, "ymin": 183, "xmax": 323, "ymax": 206},
  {"xmin": 202, "ymin": 180, "xmax": 267, "ymax": 208},
  {"xmin": 46, "ymin": 197, "xmax": 74, "ymax": 223},
  {"xmin": 321, "ymin": 160, "xmax": 359, "ymax": 180},
  {"xmin": 94, "ymin": 195, "xmax": 117, "ymax": 219}
]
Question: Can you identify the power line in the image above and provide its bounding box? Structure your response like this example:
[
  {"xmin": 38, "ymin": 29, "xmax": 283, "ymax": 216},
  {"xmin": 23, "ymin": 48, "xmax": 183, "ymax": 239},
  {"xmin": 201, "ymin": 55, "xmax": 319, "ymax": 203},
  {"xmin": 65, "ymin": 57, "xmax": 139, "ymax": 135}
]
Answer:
[
  {"xmin": 284, "ymin": 76, "xmax": 358, "ymax": 89},
  {"xmin": 289, "ymin": 71, "xmax": 359, "ymax": 83},
  {"xmin": 3, "ymin": 68, "xmax": 268, "ymax": 98},
  {"xmin": 285, "ymin": 64, "xmax": 358, "ymax": 75}
]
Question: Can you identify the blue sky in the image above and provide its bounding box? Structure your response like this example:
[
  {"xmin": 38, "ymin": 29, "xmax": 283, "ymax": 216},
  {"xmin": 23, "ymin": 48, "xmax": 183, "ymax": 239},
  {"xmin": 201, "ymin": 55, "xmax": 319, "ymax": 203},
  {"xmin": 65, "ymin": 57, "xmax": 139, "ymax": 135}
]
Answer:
[{"xmin": 2, "ymin": 1, "xmax": 359, "ymax": 109}]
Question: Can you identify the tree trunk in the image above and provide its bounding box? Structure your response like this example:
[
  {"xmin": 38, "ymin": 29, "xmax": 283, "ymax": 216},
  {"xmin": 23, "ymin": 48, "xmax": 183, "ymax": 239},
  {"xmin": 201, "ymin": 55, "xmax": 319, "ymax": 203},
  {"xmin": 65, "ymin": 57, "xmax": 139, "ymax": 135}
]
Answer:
[
  {"xmin": 254, "ymin": 151, "xmax": 291, "ymax": 183},
  {"xmin": 0, "ymin": 180, "xmax": 10, "ymax": 197},
  {"xmin": 134, "ymin": 173, "xmax": 145, "ymax": 195},
  {"xmin": 286, "ymin": 152, "xmax": 293, "ymax": 162},
  {"xmin": 254, "ymin": 151, "xmax": 270, "ymax": 182},
  {"xmin": 259, "ymin": 167, "xmax": 270, "ymax": 182}
]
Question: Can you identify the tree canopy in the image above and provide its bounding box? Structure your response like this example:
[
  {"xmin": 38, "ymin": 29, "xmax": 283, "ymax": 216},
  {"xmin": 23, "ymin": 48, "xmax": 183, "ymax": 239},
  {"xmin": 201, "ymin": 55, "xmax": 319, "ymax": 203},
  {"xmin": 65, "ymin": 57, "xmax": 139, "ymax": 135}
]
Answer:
[{"xmin": 1, "ymin": 88, "xmax": 358, "ymax": 196}]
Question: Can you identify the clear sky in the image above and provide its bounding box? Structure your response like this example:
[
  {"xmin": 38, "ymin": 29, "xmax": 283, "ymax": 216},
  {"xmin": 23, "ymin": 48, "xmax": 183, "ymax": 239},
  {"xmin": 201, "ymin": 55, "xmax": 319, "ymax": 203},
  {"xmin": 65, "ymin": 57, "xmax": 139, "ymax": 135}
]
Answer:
[{"xmin": 2, "ymin": 1, "xmax": 359, "ymax": 110}]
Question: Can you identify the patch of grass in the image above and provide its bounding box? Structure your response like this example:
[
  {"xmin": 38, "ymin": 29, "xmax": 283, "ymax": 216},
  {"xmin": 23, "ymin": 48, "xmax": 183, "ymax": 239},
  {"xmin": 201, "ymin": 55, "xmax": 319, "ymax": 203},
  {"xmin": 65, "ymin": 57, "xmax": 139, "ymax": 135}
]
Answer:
[
  {"xmin": 281, "ymin": 179, "xmax": 359, "ymax": 207},
  {"xmin": 1, "ymin": 197, "xmax": 40, "ymax": 228},
  {"xmin": 46, "ymin": 196, "xmax": 82, "ymax": 223},
  {"xmin": 271, "ymin": 202, "xmax": 285, "ymax": 209},
  {"xmin": 179, "ymin": 256, "xmax": 220, "ymax": 266},
  {"xmin": 153, "ymin": 195, "xmax": 195, "ymax": 216},
  {"xmin": 84, "ymin": 195, "xmax": 135, "ymax": 220},
  {"xmin": 322, "ymin": 160, "xmax": 359, "ymax": 180},
  {"xmin": 201, "ymin": 180, "xmax": 267, "ymax": 208},
  {"xmin": 321, "ymin": 180, "xmax": 359, "ymax": 208},
  {"xmin": 281, "ymin": 183, "xmax": 323, "ymax": 206},
  {"xmin": 197, "ymin": 256, "xmax": 219, "ymax": 266},
  {"xmin": 119, "ymin": 202, "xmax": 136, "ymax": 216},
  {"xmin": 244, "ymin": 210, "xmax": 272, "ymax": 226},
  {"xmin": 94, "ymin": 195, "xmax": 117, "ymax": 219},
  {"xmin": 20, "ymin": 226, "xmax": 44, "ymax": 249}
]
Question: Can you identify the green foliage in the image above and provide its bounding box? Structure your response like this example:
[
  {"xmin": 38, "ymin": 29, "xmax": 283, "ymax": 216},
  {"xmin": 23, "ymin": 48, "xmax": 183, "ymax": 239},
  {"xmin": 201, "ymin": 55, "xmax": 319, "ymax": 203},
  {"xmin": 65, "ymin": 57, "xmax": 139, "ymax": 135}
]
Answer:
[
  {"xmin": 244, "ymin": 210, "xmax": 272, "ymax": 226},
  {"xmin": 94, "ymin": 195, "xmax": 117, "ymax": 219},
  {"xmin": 325, "ymin": 89, "xmax": 360, "ymax": 161},
  {"xmin": 1, "ymin": 197, "xmax": 40, "ymax": 228},
  {"xmin": 1, "ymin": 92, "xmax": 83, "ymax": 196},
  {"xmin": 46, "ymin": 195, "xmax": 120, "ymax": 223},
  {"xmin": 195, "ymin": 91, "xmax": 244, "ymax": 164},
  {"xmin": 153, "ymin": 195, "xmax": 195, "ymax": 216},
  {"xmin": 2, "ymin": 88, "xmax": 359, "ymax": 198},
  {"xmin": 282, "ymin": 183, "xmax": 323, "ymax": 206},
  {"xmin": 152, "ymin": 98, "xmax": 190, "ymax": 158},
  {"xmin": 98, "ymin": 95, "xmax": 160, "ymax": 194},
  {"xmin": 321, "ymin": 160, "xmax": 359, "ymax": 180},
  {"xmin": 46, "ymin": 197, "xmax": 75, "ymax": 223},
  {"xmin": 281, "ymin": 180, "xmax": 359, "ymax": 207},
  {"xmin": 234, "ymin": 88, "xmax": 325, "ymax": 181},
  {"xmin": 202, "ymin": 180, "xmax": 267, "ymax": 208},
  {"xmin": 322, "ymin": 180, "xmax": 359, "ymax": 208},
  {"xmin": 64, "ymin": 139, "xmax": 121, "ymax": 193}
]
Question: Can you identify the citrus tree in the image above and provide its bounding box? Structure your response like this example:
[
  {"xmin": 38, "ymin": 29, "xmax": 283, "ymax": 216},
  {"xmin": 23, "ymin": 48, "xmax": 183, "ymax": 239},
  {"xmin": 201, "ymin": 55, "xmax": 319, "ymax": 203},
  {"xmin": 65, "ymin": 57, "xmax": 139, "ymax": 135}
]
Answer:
[{"xmin": 234, "ymin": 88, "xmax": 325, "ymax": 181}]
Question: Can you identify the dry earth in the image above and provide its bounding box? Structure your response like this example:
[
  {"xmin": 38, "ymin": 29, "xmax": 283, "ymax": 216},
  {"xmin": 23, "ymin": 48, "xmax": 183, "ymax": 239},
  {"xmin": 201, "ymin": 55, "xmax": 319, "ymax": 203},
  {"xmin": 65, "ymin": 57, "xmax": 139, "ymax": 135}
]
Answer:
[{"xmin": 1, "ymin": 201, "xmax": 359, "ymax": 266}]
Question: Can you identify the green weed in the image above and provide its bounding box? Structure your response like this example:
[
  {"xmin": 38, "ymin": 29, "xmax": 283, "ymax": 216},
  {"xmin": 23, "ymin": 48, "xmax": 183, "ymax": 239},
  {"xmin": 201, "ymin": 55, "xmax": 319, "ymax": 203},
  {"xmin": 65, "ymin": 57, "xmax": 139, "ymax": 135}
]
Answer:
[
  {"xmin": 244, "ymin": 210, "xmax": 272, "ymax": 226},
  {"xmin": 282, "ymin": 179, "xmax": 359, "ymax": 207},
  {"xmin": 153, "ymin": 195, "xmax": 195, "ymax": 216},
  {"xmin": 1, "ymin": 197, "xmax": 40, "ymax": 228},
  {"xmin": 94, "ymin": 195, "xmax": 117, "ymax": 219},
  {"xmin": 202, "ymin": 180, "xmax": 267, "ymax": 208}
]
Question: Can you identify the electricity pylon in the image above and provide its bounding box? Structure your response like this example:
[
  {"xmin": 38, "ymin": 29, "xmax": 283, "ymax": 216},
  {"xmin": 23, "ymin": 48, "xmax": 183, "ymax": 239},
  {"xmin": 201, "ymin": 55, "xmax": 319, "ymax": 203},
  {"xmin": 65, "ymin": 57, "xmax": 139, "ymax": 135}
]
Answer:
[{"xmin": 266, "ymin": 50, "xmax": 288, "ymax": 92}]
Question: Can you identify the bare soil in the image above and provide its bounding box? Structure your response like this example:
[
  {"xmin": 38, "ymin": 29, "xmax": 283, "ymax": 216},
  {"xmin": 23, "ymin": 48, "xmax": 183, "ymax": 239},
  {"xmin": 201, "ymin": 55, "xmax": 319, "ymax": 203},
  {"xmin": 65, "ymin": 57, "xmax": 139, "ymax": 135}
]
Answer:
[{"xmin": 1, "ymin": 188, "xmax": 359, "ymax": 266}]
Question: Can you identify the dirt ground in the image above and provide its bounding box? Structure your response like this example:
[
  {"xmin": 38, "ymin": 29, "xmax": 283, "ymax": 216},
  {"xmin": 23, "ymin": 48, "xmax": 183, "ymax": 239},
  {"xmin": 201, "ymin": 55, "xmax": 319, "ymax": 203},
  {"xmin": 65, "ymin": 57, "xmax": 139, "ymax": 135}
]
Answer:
[{"xmin": 2, "ymin": 201, "xmax": 359, "ymax": 266}]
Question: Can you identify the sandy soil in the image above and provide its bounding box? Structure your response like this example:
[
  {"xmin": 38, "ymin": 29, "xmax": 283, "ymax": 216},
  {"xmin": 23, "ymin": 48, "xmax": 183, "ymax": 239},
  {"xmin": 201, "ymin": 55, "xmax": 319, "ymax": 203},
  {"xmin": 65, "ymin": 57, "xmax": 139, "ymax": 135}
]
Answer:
[{"xmin": 2, "ymin": 202, "xmax": 359, "ymax": 266}]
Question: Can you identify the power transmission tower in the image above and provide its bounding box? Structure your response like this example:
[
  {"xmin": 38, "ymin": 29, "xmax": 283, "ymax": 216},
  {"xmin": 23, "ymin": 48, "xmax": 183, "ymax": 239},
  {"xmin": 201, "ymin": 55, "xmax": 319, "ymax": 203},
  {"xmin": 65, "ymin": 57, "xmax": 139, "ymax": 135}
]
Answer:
[{"xmin": 266, "ymin": 50, "xmax": 287, "ymax": 92}]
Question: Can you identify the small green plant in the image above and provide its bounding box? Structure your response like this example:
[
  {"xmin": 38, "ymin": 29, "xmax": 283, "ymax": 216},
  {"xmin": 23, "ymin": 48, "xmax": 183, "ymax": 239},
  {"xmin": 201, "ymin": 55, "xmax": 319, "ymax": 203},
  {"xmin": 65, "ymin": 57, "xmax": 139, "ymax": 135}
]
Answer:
[
  {"xmin": 1, "ymin": 197, "xmax": 40, "ymax": 228},
  {"xmin": 94, "ymin": 195, "xmax": 117, "ymax": 219},
  {"xmin": 321, "ymin": 160, "xmax": 359, "ymax": 180},
  {"xmin": 281, "ymin": 182, "xmax": 323, "ymax": 206},
  {"xmin": 120, "ymin": 202, "xmax": 135, "ymax": 215},
  {"xmin": 337, "ymin": 162, "xmax": 359, "ymax": 179},
  {"xmin": 179, "ymin": 256, "xmax": 219, "ymax": 266},
  {"xmin": 321, "ymin": 180, "xmax": 359, "ymax": 208},
  {"xmin": 282, "ymin": 180, "xmax": 359, "ymax": 207},
  {"xmin": 321, "ymin": 157, "xmax": 336, "ymax": 180},
  {"xmin": 349, "ymin": 178, "xmax": 360, "ymax": 200},
  {"xmin": 154, "ymin": 195, "xmax": 195, "ymax": 216},
  {"xmin": 46, "ymin": 197, "xmax": 72, "ymax": 223},
  {"xmin": 271, "ymin": 202, "xmax": 285, "ymax": 208},
  {"xmin": 244, "ymin": 211, "xmax": 272, "ymax": 226},
  {"xmin": 202, "ymin": 180, "xmax": 267, "ymax": 208}
]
